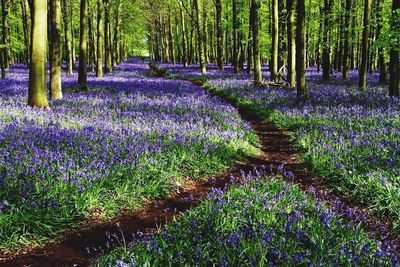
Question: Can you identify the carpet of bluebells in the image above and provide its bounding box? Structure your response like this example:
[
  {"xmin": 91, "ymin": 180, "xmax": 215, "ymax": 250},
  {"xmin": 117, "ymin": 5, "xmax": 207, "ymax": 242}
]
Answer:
[
  {"xmin": 0, "ymin": 59, "xmax": 256, "ymax": 250},
  {"xmin": 97, "ymin": 169, "xmax": 399, "ymax": 267},
  {"xmin": 206, "ymin": 67, "xmax": 400, "ymax": 231}
]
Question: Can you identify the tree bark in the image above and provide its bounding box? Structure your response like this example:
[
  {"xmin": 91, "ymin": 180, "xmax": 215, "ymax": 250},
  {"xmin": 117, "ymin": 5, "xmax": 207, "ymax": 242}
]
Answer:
[
  {"xmin": 28, "ymin": 0, "xmax": 49, "ymax": 108},
  {"xmin": 50, "ymin": 0, "xmax": 62, "ymax": 100},
  {"xmin": 180, "ymin": 2, "xmax": 188, "ymax": 67},
  {"xmin": 78, "ymin": 0, "xmax": 88, "ymax": 89},
  {"xmin": 376, "ymin": 0, "xmax": 387, "ymax": 83},
  {"xmin": 271, "ymin": 0, "xmax": 279, "ymax": 81},
  {"xmin": 251, "ymin": 0, "xmax": 262, "ymax": 83},
  {"xmin": 322, "ymin": 0, "xmax": 332, "ymax": 80},
  {"xmin": 296, "ymin": 0, "xmax": 307, "ymax": 97},
  {"xmin": 358, "ymin": 0, "xmax": 371, "ymax": 91},
  {"xmin": 342, "ymin": 0, "xmax": 351, "ymax": 78},
  {"xmin": 103, "ymin": 0, "xmax": 112, "ymax": 73},
  {"xmin": 96, "ymin": 0, "xmax": 103, "ymax": 77},
  {"xmin": 194, "ymin": 0, "xmax": 207, "ymax": 74},
  {"xmin": 389, "ymin": 0, "xmax": 399, "ymax": 97},
  {"xmin": 287, "ymin": 0, "xmax": 296, "ymax": 87},
  {"xmin": 215, "ymin": 0, "xmax": 224, "ymax": 70},
  {"xmin": 21, "ymin": 0, "xmax": 31, "ymax": 65},
  {"xmin": 233, "ymin": 0, "xmax": 239, "ymax": 73},
  {"xmin": 62, "ymin": 0, "xmax": 73, "ymax": 76},
  {"xmin": 1, "ymin": 0, "xmax": 10, "ymax": 79}
]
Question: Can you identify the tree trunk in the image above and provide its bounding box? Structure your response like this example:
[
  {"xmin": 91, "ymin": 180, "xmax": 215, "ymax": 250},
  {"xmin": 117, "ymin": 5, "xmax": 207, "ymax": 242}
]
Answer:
[
  {"xmin": 103, "ymin": 0, "xmax": 112, "ymax": 73},
  {"xmin": 322, "ymin": 0, "xmax": 332, "ymax": 80},
  {"xmin": 50, "ymin": 0, "xmax": 62, "ymax": 100},
  {"xmin": 21, "ymin": 0, "xmax": 31, "ymax": 65},
  {"xmin": 88, "ymin": 11, "xmax": 96, "ymax": 73},
  {"xmin": 271, "ymin": 0, "xmax": 279, "ymax": 81},
  {"xmin": 1, "ymin": 0, "xmax": 10, "ymax": 79},
  {"xmin": 376, "ymin": 0, "xmax": 387, "ymax": 83},
  {"xmin": 194, "ymin": 0, "xmax": 207, "ymax": 74},
  {"xmin": 358, "ymin": 0, "xmax": 371, "ymax": 91},
  {"xmin": 28, "ymin": 0, "xmax": 49, "ymax": 108},
  {"xmin": 389, "ymin": 0, "xmax": 399, "ymax": 97},
  {"xmin": 342, "ymin": 0, "xmax": 351, "ymax": 78},
  {"xmin": 78, "ymin": 0, "xmax": 88, "ymax": 89},
  {"xmin": 296, "ymin": 0, "xmax": 307, "ymax": 97},
  {"xmin": 62, "ymin": 0, "xmax": 73, "ymax": 76},
  {"xmin": 215, "ymin": 0, "xmax": 224, "ymax": 70},
  {"xmin": 251, "ymin": 0, "xmax": 262, "ymax": 83},
  {"xmin": 287, "ymin": 0, "xmax": 296, "ymax": 87},
  {"xmin": 232, "ymin": 0, "xmax": 239, "ymax": 73},
  {"xmin": 96, "ymin": 0, "xmax": 103, "ymax": 77},
  {"xmin": 180, "ymin": 3, "xmax": 187, "ymax": 67}
]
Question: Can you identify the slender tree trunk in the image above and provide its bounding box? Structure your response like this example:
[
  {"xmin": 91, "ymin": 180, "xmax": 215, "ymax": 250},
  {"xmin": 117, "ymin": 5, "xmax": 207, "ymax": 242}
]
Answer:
[
  {"xmin": 247, "ymin": 12, "xmax": 253, "ymax": 74},
  {"xmin": 168, "ymin": 2, "xmax": 175, "ymax": 64},
  {"xmin": 180, "ymin": 3, "xmax": 187, "ymax": 67},
  {"xmin": 342, "ymin": 0, "xmax": 351, "ymax": 78},
  {"xmin": 28, "ymin": 0, "xmax": 49, "ymax": 108},
  {"xmin": 322, "ymin": 0, "xmax": 332, "ymax": 80},
  {"xmin": 251, "ymin": 0, "xmax": 262, "ymax": 83},
  {"xmin": 1, "ymin": 0, "xmax": 10, "ymax": 79},
  {"xmin": 376, "ymin": 0, "xmax": 387, "ymax": 83},
  {"xmin": 88, "ymin": 11, "xmax": 95, "ymax": 73},
  {"xmin": 103, "ymin": 0, "xmax": 112, "ymax": 73},
  {"xmin": 50, "ymin": 0, "xmax": 62, "ymax": 100},
  {"xmin": 232, "ymin": 0, "xmax": 239, "ymax": 73},
  {"xmin": 203, "ymin": 4, "xmax": 208, "ymax": 64},
  {"xmin": 194, "ymin": 0, "xmax": 207, "ymax": 74},
  {"xmin": 96, "ymin": 0, "xmax": 103, "ymax": 77},
  {"xmin": 389, "ymin": 0, "xmax": 399, "ymax": 97},
  {"xmin": 215, "ymin": 0, "xmax": 224, "ymax": 70},
  {"xmin": 78, "ymin": 0, "xmax": 88, "ymax": 89},
  {"xmin": 287, "ymin": 0, "xmax": 296, "ymax": 87},
  {"xmin": 271, "ymin": 0, "xmax": 279, "ymax": 81},
  {"xmin": 296, "ymin": 0, "xmax": 307, "ymax": 97},
  {"xmin": 358, "ymin": 0, "xmax": 371, "ymax": 91},
  {"xmin": 21, "ymin": 0, "xmax": 31, "ymax": 65},
  {"xmin": 62, "ymin": 0, "xmax": 73, "ymax": 75}
]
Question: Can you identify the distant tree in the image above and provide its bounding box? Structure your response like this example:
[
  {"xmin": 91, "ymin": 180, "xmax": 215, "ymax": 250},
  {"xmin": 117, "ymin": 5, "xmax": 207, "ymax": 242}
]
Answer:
[
  {"xmin": 194, "ymin": 0, "xmax": 207, "ymax": 74},
  {"xmin": 28, "ymin": 0, "xmax": 49, "ymax": 108},
  {"xmin": 62, "ymin": 0, "xmax": 73, "ymax": 76},
  {"xmin": 78, "ymin": 0, "xmax": 88, "ymax": 89},
  {"xmin": 296, "ymin": 0, "xmax": 307, "ymax": 97},
  {"xmin": 50, "ymin": 0, "xmax": 63, "ymax": 100}
]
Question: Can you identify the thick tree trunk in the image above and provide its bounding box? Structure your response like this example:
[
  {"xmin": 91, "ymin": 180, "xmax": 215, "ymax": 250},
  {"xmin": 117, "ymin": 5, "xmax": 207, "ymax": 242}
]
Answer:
[
  {"xmin": 96, "ymin": 0, "xmax": 103, "ymax": 77},
  {"xmin": 287, "ymin": 0, "xmax": 296, "ymax": 87},
  {"xmin": 389, "ymin": 0, "xmax": 399, "ymax": 97},
  {"xmin": 322, "ymin": 0, "xmax": 332, "ymax": 80},
  {"xmin": 194, "ymin": 0, "xmax": 207, "ymax": 74},
  {"xmin": 216, "ymin": 0, "xmax": 224, "ymax": 70},
  {"xmin": 296, "ymin": 0, "xmax": 307, "ymax": 97},
  {"xmin": 251, "ymin": 0, "xmax": 262, "ymax": 83},
  {"xmin": 50, "ymin": 0, "xmax": 62, "ymax": 100},
  {"xmin": 78, "ymin": 0, "xmax": 88, "ymax": 89},
  {"xmin": 271, "ymin": 0, "xmax": 279, "ymax": 81},
  {"xmin": 358, "ymin": 0, "xmax": 371, "ymax": 91},
  {"xmin": 28, "ymin": 0, "xmax": 49, "ymax": 108}
]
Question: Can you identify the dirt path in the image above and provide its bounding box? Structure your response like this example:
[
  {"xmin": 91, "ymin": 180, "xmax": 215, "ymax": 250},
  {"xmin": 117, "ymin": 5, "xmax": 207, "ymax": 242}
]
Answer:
[{"xmin": 1, "ymin": 79, "xmax": 398, "ymax": 267}]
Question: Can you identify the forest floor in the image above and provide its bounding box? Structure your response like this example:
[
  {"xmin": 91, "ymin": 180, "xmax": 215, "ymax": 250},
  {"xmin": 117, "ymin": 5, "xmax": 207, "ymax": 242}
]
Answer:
[{"xmin": 1, "ymin": 59, "xmax": 399, "ymax": 266}]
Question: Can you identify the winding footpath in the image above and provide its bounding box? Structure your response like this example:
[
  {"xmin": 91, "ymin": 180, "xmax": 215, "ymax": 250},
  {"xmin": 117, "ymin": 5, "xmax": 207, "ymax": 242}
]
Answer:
[{"xmin": 1, "ymin": 65, "xmax": 399, "ymax": 267}]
